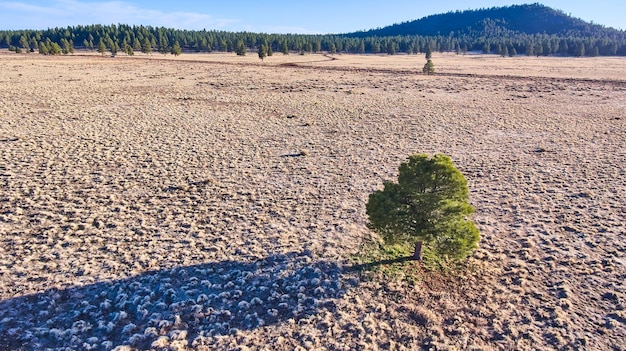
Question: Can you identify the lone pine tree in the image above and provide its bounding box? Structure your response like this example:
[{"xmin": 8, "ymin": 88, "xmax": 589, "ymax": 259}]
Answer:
[
  {"xmin": 258, "ymin": 43, "xmax": 267, "ymax": 61},
  {"xmin": 423, "ymin": 59, "xmax": 435, "ymax": 74},
  {"xmin": 366, "ymin": 154, "xmax": 479, "ymax": 261}
]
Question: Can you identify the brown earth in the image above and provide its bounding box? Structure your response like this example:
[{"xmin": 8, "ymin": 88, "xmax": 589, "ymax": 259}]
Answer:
[{"xmin": 0, "ymin": 51, "xmax": 625, "ymax": 350}]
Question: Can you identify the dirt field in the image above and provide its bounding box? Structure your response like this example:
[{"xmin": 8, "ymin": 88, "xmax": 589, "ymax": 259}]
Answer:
[{"xmin": 0, "ymin": 51, "xmax": 625, "ymax": 350}]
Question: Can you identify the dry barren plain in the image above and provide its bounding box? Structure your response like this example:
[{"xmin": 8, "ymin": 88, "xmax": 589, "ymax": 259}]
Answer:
[{"xmin": 0, "ymin": 52, "xmax": 625, "ymax": 350}]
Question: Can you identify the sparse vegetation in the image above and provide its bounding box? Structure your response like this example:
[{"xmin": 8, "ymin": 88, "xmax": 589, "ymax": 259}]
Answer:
[{"xmin": 0, "ymin": 52, "xmax": 624, "ymax": 351}]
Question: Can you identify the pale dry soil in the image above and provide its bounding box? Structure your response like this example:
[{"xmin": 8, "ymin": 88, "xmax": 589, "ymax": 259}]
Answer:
[{"xmin": 0, "ymin": 52, "xmax": 625, "ymax": 350}]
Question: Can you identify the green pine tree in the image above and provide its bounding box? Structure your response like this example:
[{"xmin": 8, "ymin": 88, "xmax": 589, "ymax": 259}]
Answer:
[
  {"xmin": 97, "ymin": 40, "xmax": 107, "ymax": 55},
  {"xmin": 49, "ymin": 42, "xmax": 62, "ymax": 55},
  {"xmin": 141, "ymin": 38, "xmax": 151, "ymax": 54},
  {"xmin": 38, "ymin": 41, "xmax": 49, "ymax": 55},
  {"xmin": 423, "ymin": 59, "xmax": 435, "ymax": 75},
  {"xmin": 258, "ymin": 43, "xmax": 267, "ymax": 61},
  {"xmin": 171, "ymin": 41, "xmax": 182, "ymax": 56},
  {"xmin": 366, "ymin": 154, "xmax": 479, "ymax": 261},
  {"xmin": 281, "ymin": 41, "xmax": 289, "ymax": 55},
  {"xmin": 235, "ymin": 40, "xmax": 246, "ymax": 56},
  {"xmin": 133, "ymin": 38, "xmax": 141, "ymax": 51}
]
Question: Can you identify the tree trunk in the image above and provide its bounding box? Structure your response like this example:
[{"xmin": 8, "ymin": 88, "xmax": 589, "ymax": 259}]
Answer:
[{"xmin": 413, "ymin": 242, "xmax": 423, "ymax": 261}]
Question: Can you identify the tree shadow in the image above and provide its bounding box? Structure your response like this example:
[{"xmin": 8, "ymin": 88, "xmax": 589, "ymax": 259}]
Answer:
[
  {"xmin": 0, "ymin": 252, "xmax": 352, "ymax": 350},
  {"xmin": 346, "ymin": 256, "xmax": 414, "ymax": 272}
]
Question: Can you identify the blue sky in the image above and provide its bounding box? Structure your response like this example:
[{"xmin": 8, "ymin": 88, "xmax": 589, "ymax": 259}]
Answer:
[{"xmin": 0, "ymin": 1, "xmax": 624, "ymax": 32}]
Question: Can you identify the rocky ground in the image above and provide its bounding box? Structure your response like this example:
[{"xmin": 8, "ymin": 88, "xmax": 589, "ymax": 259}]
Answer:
[{"xmin": 0, "ymin": 52, "xmax": 624, "ymax": 350}]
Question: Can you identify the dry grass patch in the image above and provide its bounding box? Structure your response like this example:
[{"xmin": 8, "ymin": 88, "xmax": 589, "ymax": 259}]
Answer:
[{"xmin": 0, "ymin": 51, "xmax": 624, "ymax": 350}]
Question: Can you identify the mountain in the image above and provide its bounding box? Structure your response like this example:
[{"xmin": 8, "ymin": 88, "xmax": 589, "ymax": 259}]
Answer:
[{"xmin": 346, "ymin": 3, "xmax": 622, "ymax": 38}]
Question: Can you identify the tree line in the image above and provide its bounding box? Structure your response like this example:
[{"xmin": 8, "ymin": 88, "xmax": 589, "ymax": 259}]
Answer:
[{"xmin": 1, "ymin": 23, "xmax": 625, "ymax": 57}]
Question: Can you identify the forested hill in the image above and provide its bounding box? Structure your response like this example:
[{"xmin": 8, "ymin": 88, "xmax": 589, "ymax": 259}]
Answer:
[
  {"xmin": 347, "ymin": 3, "xmax": 622, "ymax": 38},
  {"xmin": 1, "ymin": 3, "xmax": 625, "ymax": 57}
]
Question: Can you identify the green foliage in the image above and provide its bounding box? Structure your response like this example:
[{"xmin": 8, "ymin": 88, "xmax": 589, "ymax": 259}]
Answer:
[
  {"xmin": 97, "ymin": 40, "xmax": 106, "ymax": 55},
  {"xmin": 141, "ymin": 38, "xmax": 151, "ymax": 54},
  {"xmin": 258, "ymin": 43, "xmax": 267, "ymax": 61},
  {"xmin": 366, "ymin": 154, "xmax": 479, "ymax": 261},
  {"xmin": 171, "ymin": 41, "xmax": 182, "ymax": 56},
  {"xmin": 38, "ymin": 41, "xmax": 48, "ymax": 55},
  {"xmin": 425, "ymin": 45, "xmax": 432, "ymax": 59},
  {"xmin": 158, "ymin": 34, "xmax": 169, "ymax": 55},
  {"xmin": 329, "ymin": 43, "xmax": 336, "ymax": 54},
  {"xmin": 423, "ymin": 59, "xmax": 435, "ymax": 74},
  {"xmin": 49, "ymin": 42, "xmax": 61, "ymax": 55},
  {"xmin": 133, "ymin": 38, "xmax": 141, "ymax": 52},
  {"xmin": 235, "ymin": 40, "xmax": 246, "ymax": 56},
  {"xmin": 0, "ymin": 8, "xmax": 624, "ymax": 59},
  {"xmin": 60, "ymin": 38, "xmax": 72, "ymax": 54},
  {"xmin": 281, "ymin": 40, "xmax": 289, "ymax": 55}
]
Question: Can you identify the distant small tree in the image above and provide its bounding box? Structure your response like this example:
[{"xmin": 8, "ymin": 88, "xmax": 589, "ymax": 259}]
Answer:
[
  {"xmin": 133, "ymin": 38, "xmax": 141, "ymax": 52},
  {"xmin": 425, "ymin": 45, "xmax": 432, "ymax": 59},
  {"xmin": 219, "ymin": 39, "xmax": 228, "ymax": 52},
  {"xmin": 313, "ymin": 41, "xmax": 321, "ymax": 53},
  {"xmin": 29, "ymin": 38, "xmax": 38, "ymax": 52},
  {"xmin": 171, "ymin": 41, "xmax": 182, "ymax": 56},
  {"xmin": 19, "ymin": 35, "xmax": 29, "ymax": 51},
  {"xmin": 38, "ymin": 41, "xmax": 48, "ymax": 55},
  {"xmin": 574, "ymin": 43, "xmax": 585, "ymax": 57},
  {"xmin": 482, "ymin": 42, "xmax": 490, "ymax": 54},
  {"xmin": 60, "ymin": 38, "xmax": 71, "ymax": 55},
  {"xmin": 141, "ymin": 38, "xmax": 152, "ymax": 54},
  {"xmin": 258, "ymin": 43, "xmax": 267, "ymax": 61},
  {"xmin": 386, "ymin": 41, "xmax": 396, "ymax": 55},
  {"xmin": 49, "ymin": 42, "xmax": 62, "ymax": 55},
  {"xmin": 158, "ymin": 36, "xmax": 169, "ymax": 55},
  {"xmin": 235, "ymin": 40, "xmax": 246, "ymax": 56},
  {"xmin": 97, "ymin": 40, "xmax": 107, "ymax": 55},
  {"xmin": 366, "ymin": 154, "xmax": 479, "ymax": 261},
  {"xmin": 371, "ymin": 42, "xmax": 381, "ymax": 54},
  {"xmin": 423, "ymin": 59, "xmax": 435, "ymax": 74},
  {"xmin": 281, "ymin": 40, "xmax": 289, "ymax": 55},
  {"xmin": 534, "ymin": 42, "xmax": 543, "ymax": 57},
  {"xmin": 501, "ymin": 45, "xmax": 509, "ymax": 57}
]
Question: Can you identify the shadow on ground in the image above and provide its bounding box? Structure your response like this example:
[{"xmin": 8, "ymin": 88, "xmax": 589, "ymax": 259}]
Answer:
[{"xmin": 0, "ymin": 251, "xmax": 352, "ymax": 350}]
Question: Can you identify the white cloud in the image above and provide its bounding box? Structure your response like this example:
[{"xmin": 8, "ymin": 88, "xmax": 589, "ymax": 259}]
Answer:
[{"xmin": 0, "ymin": 0, "xmax": 238, "ymax": 30}]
